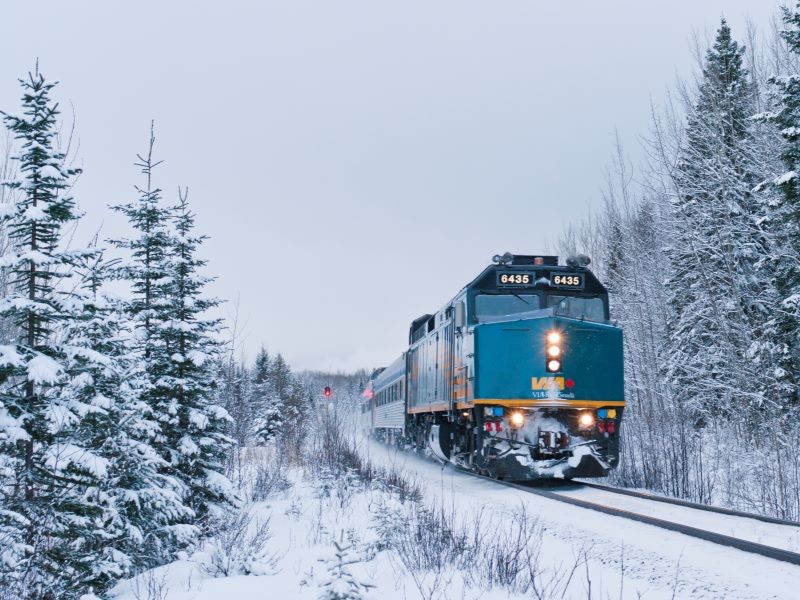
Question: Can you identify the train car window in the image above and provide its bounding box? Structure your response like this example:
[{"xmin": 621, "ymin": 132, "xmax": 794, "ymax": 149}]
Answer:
[
  {"xmin": 475, "ymin": 294, "xmax": 540, "ymax": 321},
  {"xmin": 547, "ymin": 295, "xmax": 606, "ymax": 322}
]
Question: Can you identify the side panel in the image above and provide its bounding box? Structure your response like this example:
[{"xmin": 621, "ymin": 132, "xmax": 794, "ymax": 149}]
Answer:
[
  {"xmin": 374, "ymin": 400, "xmax": 405, "ymax": 428},
  {"xmin": 408, "ymin": 318, "xmax": 458, "ymax": 413},
  {"xmin": 441, "ymin": 319, "xmax": 454, "ymax": 411}
]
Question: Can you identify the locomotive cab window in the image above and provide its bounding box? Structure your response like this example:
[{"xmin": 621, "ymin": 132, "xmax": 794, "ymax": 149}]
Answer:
[
  {"xmin": 475, "ymin": 294, "xmax": 540, "ymax": 321},
  {"xmin": 547, "ymin": 295, "xmax": 607, "ymax": 322}
]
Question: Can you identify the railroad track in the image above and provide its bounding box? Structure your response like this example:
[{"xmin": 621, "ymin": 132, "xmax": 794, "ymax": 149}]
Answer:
[{"xmin": 467, "ymin": 472, "xmax": 800, "ymax": 566}]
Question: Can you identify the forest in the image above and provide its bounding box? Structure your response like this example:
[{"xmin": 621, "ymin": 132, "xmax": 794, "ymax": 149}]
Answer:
[{"xmin": 557, "ymin": 10, "xmax": 800, "ymax": 520}]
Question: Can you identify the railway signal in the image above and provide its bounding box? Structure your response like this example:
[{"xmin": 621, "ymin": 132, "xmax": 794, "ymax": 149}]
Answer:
[{"xmin": 324, "ymin": 386, "xmax": 332, "ymax": 398}]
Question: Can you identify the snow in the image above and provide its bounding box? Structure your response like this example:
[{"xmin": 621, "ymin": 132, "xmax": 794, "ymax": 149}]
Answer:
[
  {"xmin": 22, "ymin": 205, "xmax": 47, "ymax": 221},
  {"xmin": 45, "ymin": 443, "xmax": 109, "ymax": 478},
  {"xmin": 0, "ymin": 345, "xmax": 23, "ymax": 367},
  {"xmin": 363, "ymin": 440, "xmax": 800, "ymax": 599},
  {"xmin": 110, "ymin": 439, "xmax": 800, "ymax": 600},
  {"xmin": 187, "ymin": 350, "xmax": 208, "ymax": 366},
  {"xmin": 556, "ymin": 484, "xmax": 800, "ymax": 553},
  {"xmin": 0, "ymin": 249, "xmax": 55, "ymax": 268},
  {"xmin": 189, "ymin": 409, "xmax": 209, "ymax": 430},
  {"xmin": 178, "ymin": 435, "xmax": 200, "ymax": 457},
  {"xmin": 0, "ymin": 202, "xmax": 15, "ymax": 218},
  {"xmin": 27, "ymin": 354, "xmax": 63, "ymax": 384},
  {"xmin": 38, "ymin": 165, "xmax": 62, "ymax": 179},
  {"xmin": 774, "ymin": 171, "xmax": 797, "ymax": 186}
]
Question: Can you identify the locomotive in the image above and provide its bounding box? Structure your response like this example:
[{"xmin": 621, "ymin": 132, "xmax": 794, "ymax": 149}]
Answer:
[{"xmin": 362, "ymin": 253, "xmax": 624, "ymax": 480}]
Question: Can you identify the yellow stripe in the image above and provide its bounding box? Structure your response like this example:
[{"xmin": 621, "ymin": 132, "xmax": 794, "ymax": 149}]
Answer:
[
  {"xmin": 409, "ymin": 399, "xmax": 625, "ymax": 413},
  {"xmin": 473, "ymin": 398, "xmax": 626, "ymax": 408}
]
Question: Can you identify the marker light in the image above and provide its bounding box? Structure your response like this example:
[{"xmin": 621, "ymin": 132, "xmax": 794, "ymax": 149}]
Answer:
[
  {"xmin": 547, "ymin": 359, "xmax": 561, "ymax": 372},
  {"xmin": 547, "ymin": 331, "xmax": 561, "ymax": 344},
  {"xmin": 547, "ymin": 345, "xmax": 561, "ymax": 358},
  {"xmin": 510, "ymin": 412, "xmax": 525, "ymax": 428},
  {"xmin": 578, "ymin": 412, "xmax": 595, "ymax": 428}
]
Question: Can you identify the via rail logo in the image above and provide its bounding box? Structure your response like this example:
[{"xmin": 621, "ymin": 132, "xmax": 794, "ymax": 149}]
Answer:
[{"xmin": 531, "ymin": 376, "xmax": 576, "ymax": 399}]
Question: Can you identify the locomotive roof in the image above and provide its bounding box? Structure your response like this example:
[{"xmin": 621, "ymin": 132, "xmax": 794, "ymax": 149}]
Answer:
[
  {"xmin": 407, "ymin": 254, "xmax": 608, "ymax": 343},
  {"xmin": 372, "ymin": 353, "xmax": 405, "ymax": 390},
  {"xmin": 464, "ymin": 258, "xmax": 607, "ymax": 295}
]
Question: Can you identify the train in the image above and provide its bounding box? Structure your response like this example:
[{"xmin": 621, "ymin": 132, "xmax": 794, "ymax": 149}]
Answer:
[{"xmin": 361, "ymin": 253, "xmax": 624, "ymax": 480}]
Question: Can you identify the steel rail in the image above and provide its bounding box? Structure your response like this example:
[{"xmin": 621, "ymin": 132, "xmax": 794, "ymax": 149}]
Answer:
[
  {"xmin": 575, "ymin": 480, "xmax": 800, "ymax": 527},
  {"xmin": 466, "ymin": 472, "xmax": 800, "ymax": 567}
]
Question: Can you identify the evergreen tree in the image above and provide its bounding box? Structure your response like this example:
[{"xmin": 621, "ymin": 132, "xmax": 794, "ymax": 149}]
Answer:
[
  {"xmin": 111, "ymin": 126, "xmax": 198, "ymax": 555},
  {"xmin": 111, "ymin": 122, "xmax": 173, "ymax": 382},
  {"xmin": 55, "ymin": 253, "xmax": 191, "ymax": 591},
  {"xmin": 316, "ymin": 533, "xmax": 375, "ymax": 600},
  {"xmin": 758, "ymin": 2, "xmax": 800, "ymax": 410},
  {"xmin": 221, "ymin": 356, "xmax": 254, "ymax": 448},
  {"xmin": 160, "ymin": 188, "xmax": 235, "ymax": 526},
  {"xmin": 664, "ymin": 20, "xmax": 768, "ymax": 417},
  {"xmin": 251, "ymin": 347, "xmax": 282, "ymax": 443},
  {"xmin": 0, "ymin": 65, "xmax": 98, "ymax": 599}
]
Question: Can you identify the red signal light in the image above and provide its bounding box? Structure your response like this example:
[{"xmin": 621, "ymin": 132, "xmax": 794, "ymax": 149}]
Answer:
[{"xmin": 324, "ymin": 386, "xmax": 332, "ymax": 398}]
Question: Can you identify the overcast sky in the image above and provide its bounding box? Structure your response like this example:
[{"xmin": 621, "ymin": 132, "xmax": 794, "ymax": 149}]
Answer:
[{"xmin": 1, "ymin": 1, "xmax": 779, "ymax": 372}]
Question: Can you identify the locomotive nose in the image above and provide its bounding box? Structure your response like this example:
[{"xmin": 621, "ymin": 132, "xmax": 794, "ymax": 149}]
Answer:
[{"xmin": 473, "ymin": 317, "xmax": 624, "ymax": 403}]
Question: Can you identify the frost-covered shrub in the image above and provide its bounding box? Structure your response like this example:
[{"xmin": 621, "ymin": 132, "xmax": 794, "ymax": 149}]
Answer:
[
  {"xmin": 373, "ymin": 466, "xmax": 422, "ymax": 504},
  {"xmin": 389, "ymin": 501, "xmax": 473, "ymax": 574},
  {"xmin": 130, "ymin": 569, "xmax": 169, "ymax": 600},
  {"xmin": 201, "ymin": 506, "xmax": 275, "ymax": 577},
  {"xmin": 470, "ymin": 506, "xmax": 543, "ymax": 593},
  {"xmin": 251, "ymin": 448, "xmax": 292, "ymax": 502}
]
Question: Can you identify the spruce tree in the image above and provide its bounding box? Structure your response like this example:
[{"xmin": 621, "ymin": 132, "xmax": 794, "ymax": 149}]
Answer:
[
  {"xmin": 222, "ymin": 357, "xmax": 254, "ymax": 448},
  {"xmin": 161, "ymin": 188, "xmax": 235, "ymax": 526},
  {"xmin": 0, "ymin": 65, "xmax": 98, "ymax": 599},
  {"xmin": 316, "ymin": 533, "xmax": 375, "ymax": 600},
  {"xmin": 111, "ymin": 126, "xmax": 198, "ymax": 555},
  {"xmin": 252, "ymin": 347, "xmax": 282, "ymax": 443},
  {"xmin": 758, "ymin": 3, "xmax": 800, "ymax": 410},
  {"xmin": 664, "ymin": 20, "xmax": 767, "ymax": 417},
  {"xmin": 57, "ymin": 253, "xmax": 192, "ymax": 584}
]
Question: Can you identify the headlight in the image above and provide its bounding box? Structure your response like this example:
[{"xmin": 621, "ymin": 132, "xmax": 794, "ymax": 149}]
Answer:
[
  {"xmin": 547, "ymin": 359, "xmax": 561, "ymax": 372},
  {"xmin": 510, "ymin": 411, "xmax": 524, "ymax": 428},
  {"xmin": 547, "ymin": 345, "xmax": 561, "ymax": 358},
  {"xmin": 547, "ymin": 331, "xmax": 561, "ymax": 344},
  {"xmin": 578, "ymin": 412, "xmax": 595, "ymax": 428}
]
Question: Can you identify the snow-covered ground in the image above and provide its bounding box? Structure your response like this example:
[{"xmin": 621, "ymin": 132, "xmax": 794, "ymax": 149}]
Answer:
[
  {"xmin": 363, "ymin": 440, "xmax": 800, "ymax": 599},
  {"xmin": 111, "ymin": 436, "xmax": 800, "ymax": 600}
]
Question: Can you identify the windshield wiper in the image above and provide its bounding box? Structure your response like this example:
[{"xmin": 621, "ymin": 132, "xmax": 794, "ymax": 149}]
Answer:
[{"xmin": 512, "ymin": 293, "xmax": 530, "ymax": 305}]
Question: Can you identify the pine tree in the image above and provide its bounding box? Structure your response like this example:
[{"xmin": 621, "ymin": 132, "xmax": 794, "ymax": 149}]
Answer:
[
  {"xmin": 664, "ymin": 20, "xmax": 768, "ymax": 418},
  {"xmin": 221, "ymin": 357, "xmax": 253, "ymax": 448},
  {"xmin": 757, "ymin": 3, "xmax": 800, "ymax": 411},
  {"xmin": 160, "ymin": 188, "xmax": 235, "ymax": 526},
  {"xmin": 251, "ymin": 347, "xmax": 282, "ymax": 443},
  {"xmin": 0, "ymin": 65, "xmax": 100, "ymax": 599},
  {"xmin": 55, "ymin": 252, "xmax": 192, "ymax": 592},
  {"xmin": 316, "ymin": 533, "xmax": 375, "ymax": 600},
  {"xmin": 111, "ymin": 125, "xmax": 199, "ymax": 555}
]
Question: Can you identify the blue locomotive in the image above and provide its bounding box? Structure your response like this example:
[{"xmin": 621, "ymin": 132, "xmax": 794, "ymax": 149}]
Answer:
[{"xmin": 363, "ymin": 253, "xmax": 624, "ymax": 480}]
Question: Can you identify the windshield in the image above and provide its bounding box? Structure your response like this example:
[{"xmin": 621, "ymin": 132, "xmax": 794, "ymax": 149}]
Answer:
[
  {"xmin": 547, "ymin": 295, "xmax": 606, "ymax": 322},
  {"xmin": 475, "ymin": 294, "xmax": 540, "ymax": 321}
]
